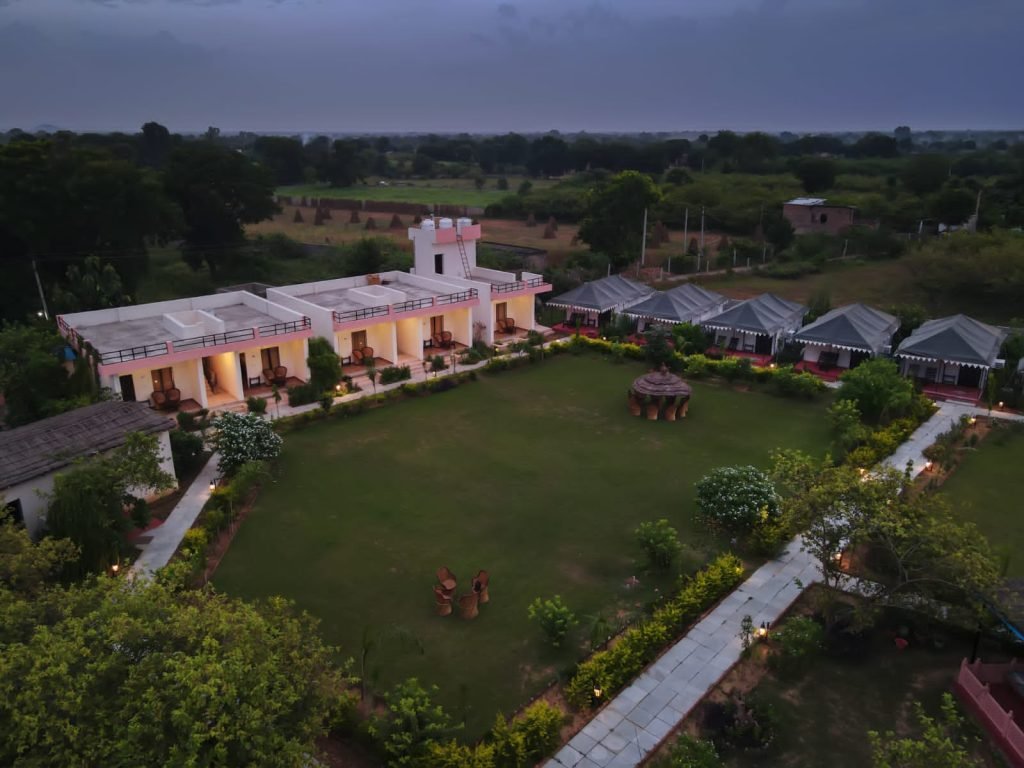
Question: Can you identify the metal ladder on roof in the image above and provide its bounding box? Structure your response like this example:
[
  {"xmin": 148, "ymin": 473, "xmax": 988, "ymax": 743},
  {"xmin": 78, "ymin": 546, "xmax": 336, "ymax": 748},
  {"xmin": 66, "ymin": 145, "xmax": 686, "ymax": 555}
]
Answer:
[{"xmin": 456, "ymin": 234, "xmax": 471, "ymax": 278}]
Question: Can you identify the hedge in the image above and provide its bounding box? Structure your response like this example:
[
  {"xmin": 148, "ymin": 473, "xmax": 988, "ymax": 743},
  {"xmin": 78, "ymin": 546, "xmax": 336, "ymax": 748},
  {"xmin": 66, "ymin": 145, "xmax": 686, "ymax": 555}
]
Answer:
[{"xmin": 565, "ymin": 553, "xmax": 745, "ymax": 710}]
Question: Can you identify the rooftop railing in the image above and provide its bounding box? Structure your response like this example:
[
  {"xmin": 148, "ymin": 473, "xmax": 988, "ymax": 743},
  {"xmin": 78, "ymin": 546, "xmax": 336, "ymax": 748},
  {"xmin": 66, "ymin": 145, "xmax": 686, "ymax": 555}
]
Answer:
[
  {"xmin": 174, "ymin": 328, "xmax": 256, "ymax": 352},
  {"xmin": 333, "ymin": 305, "xmax": 390, "ymax": 324},
  {"xmin": 393, "ymin": 296, "xmax": 437, "ymax": 314},
  {"xmin": 98, "ymin": 342, "xmax": 171, "ymax": 365},
  {"xmin": 436, "ymin": 288, "xmax": 479, "ymax": 305},
  {"xmin": 258, "ymin": 317, "xmax": 312, "ymax": 337},
  {"xmin": 492, "ymin": 276, "xmax": 547, "ymax": 294}
]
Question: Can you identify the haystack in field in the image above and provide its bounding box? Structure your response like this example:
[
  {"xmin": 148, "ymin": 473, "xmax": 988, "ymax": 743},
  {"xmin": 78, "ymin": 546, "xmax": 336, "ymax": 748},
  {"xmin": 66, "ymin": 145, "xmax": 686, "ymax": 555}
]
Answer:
[
  {"xmin": 390, "ymin": 213, "xmax": 403, "ymax": 229},
  {"xmin": 548, "ymin": 216, "xmax": 558, "ymax": 231},
  {"xmin": 542, "ymin": 222, "xmax": 556, "ymax": 239},
  {"xmin": 349, "ymin": 209, "xmax": 361, "ymax": 224},
  {"xmin": 321, "ymin": 207, "xmax": 332, "ymax": 220},
  {"xmin": 365, "ymin": 217, "xmax": 377, "ymax": 230},
  {"xmin": 526, "ymin": 212, "xmax": 536, "ymax": 227},
  {"xmin": 313, "ymin": 209, "xmax": 325, "ymax": 226},
  {"xmin": 293, "ymin": 209, "xmax": 304, "ymax": 223}
]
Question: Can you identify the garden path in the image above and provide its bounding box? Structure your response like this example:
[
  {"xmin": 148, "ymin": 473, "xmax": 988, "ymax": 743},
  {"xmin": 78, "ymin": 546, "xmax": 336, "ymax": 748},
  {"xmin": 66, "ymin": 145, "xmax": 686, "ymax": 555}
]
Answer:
[{"xmin": 546, "ymin": 403, "xmax": 1023, "ymax": 768}]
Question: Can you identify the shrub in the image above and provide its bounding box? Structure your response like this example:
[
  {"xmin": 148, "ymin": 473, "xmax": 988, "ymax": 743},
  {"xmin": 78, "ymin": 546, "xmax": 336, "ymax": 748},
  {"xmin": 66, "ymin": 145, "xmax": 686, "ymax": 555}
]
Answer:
[
  {"xmin": 286, "ymin": 382, "xmax": 318, "ymax": 406},
  {"xmin": 176, "ymin": 407, "xmax": 211, "ymax": 432},
  {"xmin": 307, "ymin": 336, "xmax": 341, "ymax": 392},
  {"xmin": 379, "ymin": 365, "xmax": 413, "ymax": 384},
  {"xmin": 130, "ymin": 497, "xmax": 150, "ymax": 529},
  {"xmin": 428, "ymin": 741, "xmax": 495, "ymax": 767},
  {"xmin": 179, "ymin": 527, "xmax": 209, "ymax": 570},
  {"xmin": 565, "ymin": 554, "xmax": 744, "ymax": 709},
  {"xmin": 651, "ymin": 735, "xmax": 723, "ymax": 768},
  {"xmin": 246, "ymin": 396, "xmax": 267, "ymax": 414},
  {"xmin": 837, "ymin": 358, "xmax": 915, "ymax": 424},
  {"xmin": 770, "ymin": 616, "xmax": 824, "ymax": 675},
  {"xmin": 368, "ymin": 678, "xmax": 456, "ymax": 767},
  {"xmin": 527, "ymin": 595, "xmax": 577, "ymax": 647},
  {"xmin": 510, "ymin": 700, "xmax": 565, "ymax": 761},
  {"xmin": 526, "ymin": 329, "xmax": 545, "ymax": 346},
  {"xmin": 635, "ymin": 519, "xmax": 683, "ymax": 570},
  {"xmin": 695, "ymin": 466, "xmax": 780, "ymax": 535},
  {"xmin": 169, "ymin": 429, "xmax": 205, "ymax": 476},
  {"xmin": 769, "ymin": 367, "xmax": 826, "ymax": 399},
  {"xmin": 212, "ymin": 412, "xmax": 283, "ymax": 475},
  {"xmin": 201, "ymin": 506, "xmax": 228, "ymax": 538}
]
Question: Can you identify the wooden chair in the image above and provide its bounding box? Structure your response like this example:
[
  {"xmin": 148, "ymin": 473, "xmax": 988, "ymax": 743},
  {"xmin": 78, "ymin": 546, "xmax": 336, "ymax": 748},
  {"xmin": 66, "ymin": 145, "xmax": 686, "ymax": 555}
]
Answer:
[
  {"xmin": 627, "ymin": 391, "xmax": 642, "ymax": 417},
  {"xmin": 664, "ymin": 397, "xmax": 678, "ymax": 422},
  {"xmin": 436, "ymin": 566, "xmax": 456, "ymax": 599},
  {"xmin": 472, "ymin": 570, "xmax": 490, "ymax": 604},
  {"xmin": 432, "ymin": 331, "xmax": 453, "ymax": 349},
  {"xmin": 646, "ymin": 399, "xmax": 660, "ymax": 421},
  {"xmin": 361, "ymin": 346, "xmax": 375, "ymax": 365},
  {"xmin": 263, "ymin": 367, "xmax": 276, "ymax": 384},
  {"xmin": 272, "ymin": 366, "xmax": 287, "ymax": 386},
  {"xmin": 433, "ymin": 585, "xmax": 453, "ymax": 616},
  {"xmin": 151, "ymin": 391, "xmax": 167, "ymax": 410},
  {"xmin": 677, "ymin": 400, "xmax": 690, "ymax": 419},
  {"xmin": 164, "ymin": 388, "xmax": 181, "ymax": 410},
  {"xmin": 458, "ymin": 591, "xmax": 480, "ymax": 619},
  {"xmin": 499, "ymin": 317, "xmax": 516, "ymax": 334}
]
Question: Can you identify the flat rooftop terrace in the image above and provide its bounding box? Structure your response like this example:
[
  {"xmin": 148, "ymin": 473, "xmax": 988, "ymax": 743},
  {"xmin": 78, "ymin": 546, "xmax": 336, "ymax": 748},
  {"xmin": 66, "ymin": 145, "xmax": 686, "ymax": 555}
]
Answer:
[
  {"xmin": 293, "ymin": 281, "xmax": 452, "ymax": 314},
  {"xmin": 74, "ymin": 303, "xmax": 285, "ymax": 353}
]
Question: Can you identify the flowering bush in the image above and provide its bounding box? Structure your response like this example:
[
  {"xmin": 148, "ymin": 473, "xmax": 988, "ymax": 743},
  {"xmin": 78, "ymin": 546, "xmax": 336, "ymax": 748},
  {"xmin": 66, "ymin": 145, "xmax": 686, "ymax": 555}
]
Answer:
[
  {"xmin": 213, "ymin": 411, "xmax": 283, "ymax": 475},
  {"xmin": 695, "ymin": 466, "xmax": 780, "ymax": 535}
]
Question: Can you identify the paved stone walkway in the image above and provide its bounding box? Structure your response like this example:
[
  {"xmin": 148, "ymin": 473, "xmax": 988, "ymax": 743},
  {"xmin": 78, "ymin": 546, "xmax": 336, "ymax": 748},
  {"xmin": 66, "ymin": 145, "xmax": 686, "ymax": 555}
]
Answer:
[
  {"xmin": 546, "ymin": 539, "xmax": 822, "ymax": 768},
  {"xmin": 129, "ymin": 452, "xmax": 221, "ymax": 580},
  {"xmin": 547, "ymin": 403, "xmax": 1024, "ymax": 767}
]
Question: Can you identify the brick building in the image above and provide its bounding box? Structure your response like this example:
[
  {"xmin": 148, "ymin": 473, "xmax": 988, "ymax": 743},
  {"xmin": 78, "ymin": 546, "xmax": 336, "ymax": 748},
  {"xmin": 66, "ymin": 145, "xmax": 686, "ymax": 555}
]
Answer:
[{"xmin": 782, "ymin": 197, "xmax": 856, "ymax": 235}]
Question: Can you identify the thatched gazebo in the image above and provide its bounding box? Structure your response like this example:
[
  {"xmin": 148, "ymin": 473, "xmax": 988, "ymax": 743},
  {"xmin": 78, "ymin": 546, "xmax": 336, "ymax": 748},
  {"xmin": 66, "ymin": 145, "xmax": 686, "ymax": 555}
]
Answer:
[{"xmin": 628, "ymin": 364, "xmax": 692, "ymax": 421}]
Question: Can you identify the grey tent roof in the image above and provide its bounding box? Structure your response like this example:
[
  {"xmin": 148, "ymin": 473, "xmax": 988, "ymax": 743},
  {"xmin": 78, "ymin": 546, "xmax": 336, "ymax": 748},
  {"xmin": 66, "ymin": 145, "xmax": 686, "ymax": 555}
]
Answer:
[
  {"xmin": 622, "ymin": 284, "xmax": 726, "ymax": 324},
  {"xmin": 702, "ymin": 293, "xmax": 807, "ymax": 336},
  {"xmin": 793, "ymin": 303, "xmax": 899, "ymax": 354},
  {"xmin": 0, "ymin": 401, "xmax": 173, "ymax": 489},
  {"xmin": 896, "ymin": 314, "xmax": 1008, "ymax": 368},
  {"xmin": 546, "ymin": 275, "xmax": 654, "ymax": 313}
]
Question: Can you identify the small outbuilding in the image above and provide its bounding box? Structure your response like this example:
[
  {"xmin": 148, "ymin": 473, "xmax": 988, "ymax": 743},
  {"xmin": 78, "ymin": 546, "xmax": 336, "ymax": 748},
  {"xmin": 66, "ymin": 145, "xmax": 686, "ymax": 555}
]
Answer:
[
  {"xmin": 793, "ymin": 303, "xmax": 900, "ymax": 379},
  {"xmin": 702, "ymin": 293, "xmax": 808, "ymax": 360},
  {"xmin": 783, "ymin": 197, "xmax": 857, "ymax": 235},
  {"xmin": 896, "ymin": 314, "xmax": 1008, "ymax": 401},
  {"xmin": 547, "ymin": 275, "xmax": 654, "ymax": 331},
  {"xmin": 628, "ymin": 365, "xmax": 693, "ymax": 421},
  {"xmin": 621, "ymin": 284, "xmax": 728, "ymax": 330},
  {"xmin": 0, "ymin": 401, "xmax": 177, "ymax": 537}
]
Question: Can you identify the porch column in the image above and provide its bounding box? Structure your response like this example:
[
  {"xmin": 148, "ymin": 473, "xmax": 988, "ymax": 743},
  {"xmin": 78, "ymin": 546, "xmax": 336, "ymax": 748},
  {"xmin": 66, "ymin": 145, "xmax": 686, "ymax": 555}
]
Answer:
[
  {"xmin": 193, "ymin": 361, "xmax": 209, "ymax": 408},
  {"xmin": 388, "ymin": 323, "xmax": 399, "ymax": 364}
]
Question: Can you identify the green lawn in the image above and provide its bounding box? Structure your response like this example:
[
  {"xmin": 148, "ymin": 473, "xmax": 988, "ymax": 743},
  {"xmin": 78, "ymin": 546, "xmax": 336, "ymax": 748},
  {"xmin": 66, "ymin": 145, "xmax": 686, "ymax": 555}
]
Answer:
[
  {"xmin": 725, "ymin": 614, "xmax": 986, "ymax": 768},
  {"xmin": 278, "ymin": 177, "xmax": 554, "ymax": 208},
  {"xmin": 214, "ymin": 356, "xmax": 832, "ymax": 736},
  {"xmin": 941, "ymin": 424, "xmax": 1024, "ymax": 577}
]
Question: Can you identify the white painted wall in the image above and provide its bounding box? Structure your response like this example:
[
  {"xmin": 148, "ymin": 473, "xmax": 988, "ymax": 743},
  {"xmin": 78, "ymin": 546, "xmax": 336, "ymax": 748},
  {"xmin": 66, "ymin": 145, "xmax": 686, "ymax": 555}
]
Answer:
[
  {"xmin": 335, "ymin": 322, "xmax": 397, "ymax": 363},
  {"xmin": 206, "ymin": 350, "xmax": 242, "ymax": 400},
  {"xmin": 121, "ymin": 359, "xmax": 206, "ymax": 407},
  {"xmin": 7, "ymin": 430, "xmax": 177, "ymax": 539},
  {"xmin": 396, "ymin": 317, "xmax": 423, "ymax": 360}
]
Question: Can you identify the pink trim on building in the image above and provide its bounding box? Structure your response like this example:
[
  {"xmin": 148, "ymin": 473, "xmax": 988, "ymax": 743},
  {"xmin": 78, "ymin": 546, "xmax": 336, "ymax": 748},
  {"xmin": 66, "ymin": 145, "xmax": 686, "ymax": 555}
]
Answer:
[
  {"xmin": 433, "ymin": 224, "xmax": 481, "ymax": 244},
  {"xmin": 331, "ymin": 292, "xmax": 480, "ymax": 331},
  {"xmin": 955, "ymin": 658, "xmax": 1024, "ymax": 767}
]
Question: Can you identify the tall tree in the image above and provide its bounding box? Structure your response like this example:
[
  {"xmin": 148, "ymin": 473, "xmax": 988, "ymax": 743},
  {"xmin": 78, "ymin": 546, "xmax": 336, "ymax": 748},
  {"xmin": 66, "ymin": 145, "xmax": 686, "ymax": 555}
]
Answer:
[
  {"xmin": 836, "ymin": 358, "xmax": 917, "ymax": 424},
  {"xmin": 139, "ymin": 121, "xmax": 174, "ymax": 168},
  {"xmin": 0, "ymin": 542, "xmax": 355, "ymax": 766},
  {"xmin": 49, "ymin": 256, "xmax": 130, "ymax": 313},
  {"xmin": 0, "ymin": 323, "xmax": 92, "ymax": 427},
  {"xmin": 794, "ymin": 157, "xmax": 837, "ymax": 194},
  {"xmin": 902, "ymin": 154, "xmax": 950, "ymax": 196},
  {"xmin": 577, "ymin": 171, "xmax": 662, "ymax": 268},
  {"xmin": 253, "ymin": 136, "xmax": 306, "ymax": 186},
  {"xmin": 163, "ymin": 142, "xmax": 278, "ymax": 276}
]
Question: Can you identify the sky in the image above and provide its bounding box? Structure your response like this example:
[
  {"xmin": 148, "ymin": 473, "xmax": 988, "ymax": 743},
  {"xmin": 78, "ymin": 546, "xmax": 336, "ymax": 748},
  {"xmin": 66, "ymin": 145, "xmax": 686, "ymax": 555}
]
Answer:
[{"xmin": 1, "ymin": 0, "xmax": 1022, "ymax": 134}]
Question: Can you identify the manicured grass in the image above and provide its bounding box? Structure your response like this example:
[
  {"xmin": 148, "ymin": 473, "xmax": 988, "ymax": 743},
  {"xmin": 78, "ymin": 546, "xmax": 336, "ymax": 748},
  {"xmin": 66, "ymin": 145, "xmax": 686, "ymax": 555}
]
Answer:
[
  {"xmin": 278, "ymin": 177, "xmax": 556, "ymax": 207},
  {"xmin": 725, "ymin": 619, "xmax": 984, "ymax": 768},
  {"xmin": 941, "ymin": 424, "xmax": 1024, "ymax": 578},
  {"xmin": 213, "ymin": 356, "xmax": 832, "ymax": 736}
]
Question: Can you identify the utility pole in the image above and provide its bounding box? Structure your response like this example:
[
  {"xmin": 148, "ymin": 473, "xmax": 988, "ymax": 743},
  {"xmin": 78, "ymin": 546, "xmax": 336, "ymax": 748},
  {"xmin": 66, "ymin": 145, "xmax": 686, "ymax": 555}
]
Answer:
[
  {"xmin": 31, "ymin": 258, "xmax": 50, "ymax": 320},
  {"xmin": 699, "ymin": 206, "xmax": 706, "ymax": 272},
  {"xmin": 640, "ymin": 207, "xmax": 648, "ymax": 268},
  {"xmin": 680, "ymin": 207, "xmax": 689, "ymax": 275}
]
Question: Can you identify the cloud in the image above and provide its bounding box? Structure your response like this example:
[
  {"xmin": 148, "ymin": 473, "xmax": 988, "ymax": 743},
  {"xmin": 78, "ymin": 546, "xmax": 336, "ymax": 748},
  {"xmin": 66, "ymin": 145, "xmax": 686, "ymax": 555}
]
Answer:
[{"xmin": 496, "ymin": 2, "xmax": 518, "ymax": 19}]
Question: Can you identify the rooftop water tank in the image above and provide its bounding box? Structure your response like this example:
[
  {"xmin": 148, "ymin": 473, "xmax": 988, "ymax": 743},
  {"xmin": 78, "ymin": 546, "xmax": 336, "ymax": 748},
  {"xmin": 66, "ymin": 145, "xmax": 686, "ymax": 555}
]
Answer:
[
  {"xmin": 439, "ymin": 217, "xmax": 453, "ymax": 229},
  {"xmin": 421, "ymin": 218, "xmax": 435, "ymax": 231},
  {"xmin": 457, "ymin": 217, "xmax": 473, "ymax": 229}
]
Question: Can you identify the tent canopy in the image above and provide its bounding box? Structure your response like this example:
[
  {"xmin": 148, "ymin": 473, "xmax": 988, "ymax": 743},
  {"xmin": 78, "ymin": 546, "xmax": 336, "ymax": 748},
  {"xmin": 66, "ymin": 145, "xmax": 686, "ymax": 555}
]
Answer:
[
  {"xmin": 794, "ymin": 303, "xmax": 899, "ymax": 355},
  {"xmin": 702, "ymin": 293, "xmax": 807, "ymax": 336},
  {"xmin": 546, "ymin": 275, "xmax": 653, "ymax": 314},
  {"xmin": 896, "ymin": 314, "xmax": 1007, "ymax": 368},
  {"xmin": 622, "ymin": 284, "xmax": 726, "ymax": 324}
]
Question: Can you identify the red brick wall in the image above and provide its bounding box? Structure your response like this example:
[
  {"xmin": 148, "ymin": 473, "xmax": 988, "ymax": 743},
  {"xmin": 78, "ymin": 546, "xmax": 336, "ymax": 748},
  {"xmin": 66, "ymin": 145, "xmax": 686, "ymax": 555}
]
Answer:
[{"xmin": 783, "ymin": 204, "xmax": 856, "ymax": 235}]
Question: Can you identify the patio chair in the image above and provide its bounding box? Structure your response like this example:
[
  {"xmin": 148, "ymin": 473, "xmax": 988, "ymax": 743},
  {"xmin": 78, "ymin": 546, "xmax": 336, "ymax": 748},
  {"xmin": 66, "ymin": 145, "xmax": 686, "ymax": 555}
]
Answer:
[
  {"xmin": 664, "ymin": 397, "xmax": 678, "ymax": 422},
  {"xmin": 164, "ymin": 388, "xmax": 181, "ymax": 410},
  {"xmin": 499, "ymin": 317, "xmax": 516, "ymax": 334},
  {"xmin": 272, "ymin": 366, "xmax": 287, "ymax": 386},
  {"xmin": 437, "ymin": 566, "xmax": 456, "ymax": 599},
  {"xmin": 646, "ymin": 399, "xmax": 660, "ymax": 421},
  {"xmin": 627, "ymin": 391, "xmax": 642, "ymax": 417},
  {"xmin": 677, "ymin": 400, "xmax": 690, "ymax": 419},
  {"xmin": 151, "ymin": 390, "xmax": 167, "ymax": 410},
  {"xmin": 360, "ymin": 346, "xmax": 375, "ymax": 365},
  {"xmin": 263, "ymin": 367, "xmax": 276, "ymax": 384},
  {"xmin": 433, "ymin": 585, "xmax": 453, "ymax": 616},
  {"xmin": 432, "ymin": 331, "xmax": 453, "ymax": 349},
  {"xmin": 458, "ymin": 591, "xmax": 480, "ymax": 619},
  {"xmin": 472, "ymin": 570, "xmax": 490, "ymax": 604}
]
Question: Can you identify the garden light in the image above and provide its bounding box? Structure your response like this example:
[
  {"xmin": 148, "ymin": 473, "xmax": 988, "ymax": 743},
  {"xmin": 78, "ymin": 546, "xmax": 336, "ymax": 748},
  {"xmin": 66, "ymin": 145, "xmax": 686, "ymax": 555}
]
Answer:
[
  {"xmin": 924, "ymin": 460, "xmax": 934, "ymax": 472},
  {"xmin": 756, "ymin": 622, "xmax": 768, "ymax": 638},
  {"xmin": 969, "ymin": 417, "xmax": 977, "ymax": 425},
  {"xmin": 998, "ymin": 401, "xmax": 1005, "ymax": 409},
  {"xmin": 593, "ymin": 686, "xmax": 602, "ymax": 699},
  {"xmin": 209, "ymin": 481, "xmax": 216, "ymax": 491},
  {"xmin": 335, "ymin": 384, "xmax": 342, "ymax": 392},
  {"xmin": 111, "ymin": 563, "xmax": 119, "ymax": 574}
]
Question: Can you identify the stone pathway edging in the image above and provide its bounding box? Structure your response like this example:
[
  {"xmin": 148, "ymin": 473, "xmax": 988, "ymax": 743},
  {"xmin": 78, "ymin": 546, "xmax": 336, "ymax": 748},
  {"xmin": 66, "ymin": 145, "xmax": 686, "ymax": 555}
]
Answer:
[
  {"xmin": 547, "ymin": 404, "xmax": 1024, "ymax": 768},
  {"xmin": 129, "ymin": 452, "xmax": 221, "ymax": 580}
]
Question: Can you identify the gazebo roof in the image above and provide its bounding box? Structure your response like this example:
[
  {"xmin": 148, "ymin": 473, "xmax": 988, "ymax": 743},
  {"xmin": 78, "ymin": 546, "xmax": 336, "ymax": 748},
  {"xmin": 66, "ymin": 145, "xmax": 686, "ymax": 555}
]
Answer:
[
  {"xmin": 703, "ymin": 293, "xmax": 807, "ymax": 336},
  {"xmin": 631, "ymin": 366, "xmax": 693, "ymax": 399},
  {"xmin": 793, "ymin": 303, "xmax": 899, "ymax": 353},
  {"xmin": 547, "ymin": 275, "xmax": 653, "ymax": 313},
  {"xmin": 622, "ymin": 284, "xmax": 726, "ymax": 324},
  {"xmin": 896, "ymin": 314, "xmax": 1007, "ymax": 368}
]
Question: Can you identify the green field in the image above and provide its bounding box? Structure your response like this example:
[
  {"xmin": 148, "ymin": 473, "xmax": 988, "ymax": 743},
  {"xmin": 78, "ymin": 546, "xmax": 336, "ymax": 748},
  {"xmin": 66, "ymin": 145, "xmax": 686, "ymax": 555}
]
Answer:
[
  {"xmin": 214, "ymin": 356, "xmax": 832, "ymax": 736},
  {"xmin": 941, "ymin": 423, "xmax": 1024, "ymax": 577},
  {"xmin": 278, "ymin": 177, "xmax": 555, "ymax": 207}
]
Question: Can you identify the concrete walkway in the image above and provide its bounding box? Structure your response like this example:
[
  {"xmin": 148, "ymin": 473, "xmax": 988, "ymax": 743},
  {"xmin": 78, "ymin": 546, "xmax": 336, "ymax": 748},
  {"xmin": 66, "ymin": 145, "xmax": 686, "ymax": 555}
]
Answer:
[
  {"xmin": 546, "ymin": 403, "xmax": 1024, "ymax": 767},
  {"xmin": 546, "ymin": 540, "xmax": 822, "ymax": 768},
  {"xmin": 129, "ymin": 452, "xmax": 220, "ymax": 580}
]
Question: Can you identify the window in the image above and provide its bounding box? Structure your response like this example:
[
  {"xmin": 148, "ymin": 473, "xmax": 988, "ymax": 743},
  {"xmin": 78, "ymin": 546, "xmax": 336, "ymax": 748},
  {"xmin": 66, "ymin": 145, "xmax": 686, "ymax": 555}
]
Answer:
[
  {"xmin": 430, "ymin": 315, "xmax": 445, "ymax": 336},
  {"xmin": 2, "ymin": 499, "xmax": 24, "ymax": 527},
  {"xmin": 151, "ymin": 367, "xmax": 174, "ymax": 392},
  {"xmin": 351, "ymin": 330, "xmax": 367, "ymax": 350},
  {"xmin": 495, "ymin": 302, "xmax": 508, "ymax": 322},
  {"xmin": 260, "ymin": 347, "xmax": 281, "ymax": 370},
  {"xmin": 434, "ymin": 253, "xmax": 444, "ymax": 274},
  {"xmin": 819, "ymin": 213, "xmax": 829, "ymax": 224}
]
